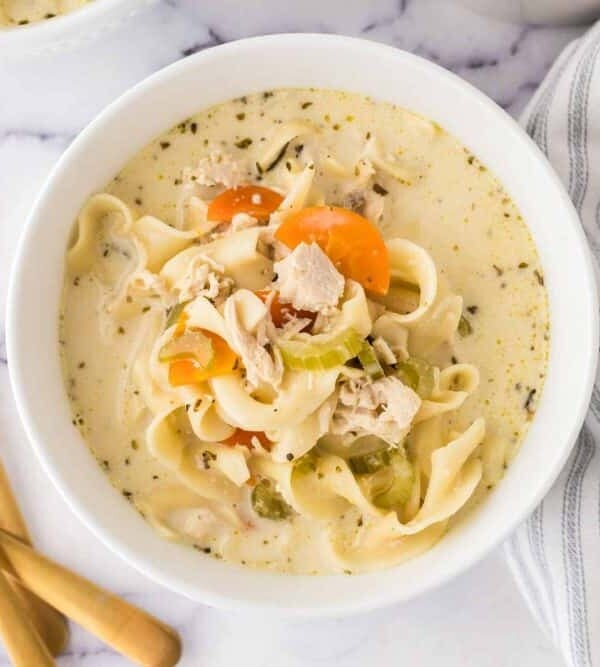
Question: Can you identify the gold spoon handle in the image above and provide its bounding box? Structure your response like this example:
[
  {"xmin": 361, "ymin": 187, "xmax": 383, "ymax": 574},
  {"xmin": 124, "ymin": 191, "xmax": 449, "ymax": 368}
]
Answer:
[
  {"xmin": 0, "ymin": 462, "xmax": 69, "ymax": 656},
  {"xmin": 0, "ymin": 462, "xmax": 30, "ymax": 539},
  {"xmin": 0, "ymin": 549, "xmax": 55, "ymax": 667},
  {"xmin": 0, "ymin": 529, "xmax": 182, "ymax": 667}
]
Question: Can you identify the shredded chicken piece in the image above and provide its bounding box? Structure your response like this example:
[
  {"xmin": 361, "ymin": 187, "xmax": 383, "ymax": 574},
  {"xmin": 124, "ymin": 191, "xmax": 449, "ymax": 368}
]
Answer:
[
  {"xmin": 224, "ymin": 291, "xmax": 283, "ymax": 390},
  {"xmin": 311, "ymin": 305, "xmax": 341, "ymax": 335},
  {"xmin": 175, "ymin": 255, "xmax": 234, "ymax": 305},
  {"xmin": 274, "ymin": 242, "xmax": 344, "ymax": 311},
  {"xmin": 183, "ymin": 150, "xmax": 245, "ymax": 189},
  {"xmin": 126, "ymin": 270, "xmax": 169, "ymax": 298},
  {"xmin": 331, "ymin": 376, "xmax": 421, "ymax": 444}
]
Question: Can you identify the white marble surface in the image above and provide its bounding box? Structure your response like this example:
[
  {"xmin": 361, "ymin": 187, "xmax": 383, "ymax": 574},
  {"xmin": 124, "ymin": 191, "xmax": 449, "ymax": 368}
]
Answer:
[{"xmin": 0, "ymin": 1, "xmax": 590, "ymax": 665}]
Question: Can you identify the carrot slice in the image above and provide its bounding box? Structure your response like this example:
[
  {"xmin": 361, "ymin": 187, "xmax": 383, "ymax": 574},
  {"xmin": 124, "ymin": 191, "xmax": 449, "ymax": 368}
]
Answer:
[
  {"xmin": 207, "ymin": 185, "xmax": 283, "ymax": 222},
  {"xmin": 274, "ymin": 206, "xmax": 390, "ymax": 294},
  {"xmin": 222, "ymin": 429, "xmax": 272, "ymax": 450},
  {"xmin": 168, "ymin": 330, "xmax": 237, "ymax": 386},
  {"xmin": 255, "ymin": 289, "xmax": 316, "ymax": 331}
]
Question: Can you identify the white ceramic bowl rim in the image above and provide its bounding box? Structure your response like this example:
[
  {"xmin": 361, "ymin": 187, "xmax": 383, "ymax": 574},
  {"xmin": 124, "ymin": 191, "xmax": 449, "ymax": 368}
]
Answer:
[
  {"xmin": 0, "ymin": 0, "xmax": 149, "ymax": 57},
  {"xmin": 7, "ymin": 34, "xmax": 599, "ymax": 617}
]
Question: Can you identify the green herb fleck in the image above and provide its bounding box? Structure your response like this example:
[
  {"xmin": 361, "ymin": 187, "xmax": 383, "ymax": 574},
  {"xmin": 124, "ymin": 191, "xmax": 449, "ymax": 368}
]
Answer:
[
  {"xmin": 524, "ymin": 388, "xmax": 537, "ymax": 414},
  {"xmin": 458, "ymin": 315, "xmax": 473, "ymax": 337},
  {"xmin": 235, "ymin": 137, "xmax": 253, "ymax": 149},
  {"xmin": 264, "ymin": 141, "xmax": 290, "ymax": 172}
]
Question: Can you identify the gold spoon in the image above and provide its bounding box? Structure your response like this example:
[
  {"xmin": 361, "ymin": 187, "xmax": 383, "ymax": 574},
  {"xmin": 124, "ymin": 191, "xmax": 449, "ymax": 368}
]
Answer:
[
  {"xmin": 0, "ymin": 547, "xmax": 55, "ymax": 666},
  {"xmin": 0, "ymin": 528, "xmax": 182, "ymax": 667},
  {"xmin": 0, "ymin": 461, "xmax": 68, "ymax": 656}
]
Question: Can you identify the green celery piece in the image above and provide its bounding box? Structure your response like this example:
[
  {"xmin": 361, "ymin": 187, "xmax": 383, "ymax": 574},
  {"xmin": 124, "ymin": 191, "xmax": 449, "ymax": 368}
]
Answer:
[
  {"xmin": 251, "ymin": 479, "xmax": 293, "ymax": 520},
  {"xmin": 349, "ymin": 449, "xmax": 391, "ymax": 475},
  {"xmin": 278, "ymin": 328, "xmax": 363, "ymax": 371},
  {"xmin": 373, "ymin": 453, "xmax": 414, "ymax": 509},
  {"xmin": 158, "ymin": 329, "xmax": 214, "ymax": 366},
  {"xmin": 357, "ymin": 341, "xmax": 385, "ymax": 379},
  {"xmin": 396, "ymin": 357, "xmax": 434, "ymax": 398}
]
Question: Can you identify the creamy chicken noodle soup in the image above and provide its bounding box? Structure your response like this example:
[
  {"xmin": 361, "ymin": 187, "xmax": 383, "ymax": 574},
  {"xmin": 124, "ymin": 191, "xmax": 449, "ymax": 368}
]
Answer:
[
  {"xmin": 61, "ymin": 89, "xmax": 549, "ymax": 574},
  {"xmin": 0, "ymin": 0, "xmax": 91, "ymax": 26}
]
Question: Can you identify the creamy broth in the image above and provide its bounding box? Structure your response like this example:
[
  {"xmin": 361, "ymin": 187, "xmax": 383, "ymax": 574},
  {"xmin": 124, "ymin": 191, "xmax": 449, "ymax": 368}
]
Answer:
[
  {"xmin": 0, "ymin": 0, "xmax": 90, "ymax": 26},
  {"xmin": 61, "ymin": 89, "xmax": 549, "ymax": 574}
]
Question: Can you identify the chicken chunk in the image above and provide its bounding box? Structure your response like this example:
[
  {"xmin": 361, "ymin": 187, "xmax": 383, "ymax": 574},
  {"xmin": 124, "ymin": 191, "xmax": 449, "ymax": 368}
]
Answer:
[
  {"xmin": 224, "ymin": 290, "xmax": 283, "ymax": 390},
  {"xmin": 332, "ymin": 376, "xmax": 421, "ymax": 444},
  {"xmin": 273, "ymin": 242, "xmax": 344, "ymax": 311}
]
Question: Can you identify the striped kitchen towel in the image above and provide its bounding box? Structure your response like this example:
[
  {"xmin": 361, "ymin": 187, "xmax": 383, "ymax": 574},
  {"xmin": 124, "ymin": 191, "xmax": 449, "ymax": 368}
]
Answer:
[{"xmin": 505, "ymin": 21, "xmax": 600, "ymax": 667}]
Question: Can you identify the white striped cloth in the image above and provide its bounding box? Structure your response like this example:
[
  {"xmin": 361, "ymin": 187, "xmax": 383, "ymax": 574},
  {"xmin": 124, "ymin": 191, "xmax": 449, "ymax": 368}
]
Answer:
[{"xmin": 505, "ymin": 21, "xmax": 600, "ymax": 667}]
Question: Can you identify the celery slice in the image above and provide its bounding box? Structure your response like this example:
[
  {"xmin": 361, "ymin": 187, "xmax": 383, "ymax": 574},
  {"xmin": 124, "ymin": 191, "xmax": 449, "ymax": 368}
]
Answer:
[
  {"xmin": 396, "ymin": 357, "xmax": 434, "ymax": 398},
  {"xmin": 349, "ymin": 449, "xmax": 390, "ymax": 475},
  {"xmin": 251, "ymin": 479, "xmax": 293, "ymax": 520},
  {"xmin": 278, "ymin": 328, "xmax": 364, "ymax": 371},
  {"xmin": 373, "ymin": 453, "xmax": 414, "ymax": 509},
  {"xmin": 294, "ymin": 450, "xmax": 319, "ymax": 475},
  {"xmin": 352, "ymin": 449, "xmax": 414, "ymax": 510},
  {"xmin": 159, "ymin": 329, "xmax": 214, "ymax": 366},
  {"xmin": 357, "ymin": 341, "xmax": 384, "ymax": 380}
]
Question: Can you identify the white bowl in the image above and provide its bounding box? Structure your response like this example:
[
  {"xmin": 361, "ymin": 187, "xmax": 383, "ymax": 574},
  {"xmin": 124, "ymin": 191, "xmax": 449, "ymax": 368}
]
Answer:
[
  {"xmin": 7, "ymin": 34, "xmax": 598, "ymax": 616},
  {"xmin": 0, "ymin": 0, "xmax": 151, "ymax": 59},
  {"xmin": 454, "ymin": 0, "xmax": 600, "ymax": 24}
]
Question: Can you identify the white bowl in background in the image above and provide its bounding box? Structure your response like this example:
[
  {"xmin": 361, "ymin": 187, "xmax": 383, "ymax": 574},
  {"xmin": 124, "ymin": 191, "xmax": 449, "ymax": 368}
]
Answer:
[
  {"xmin": 7, "ymin": 34, "xmax": 598, "ymax": 616},
  {"xmin": 0, "ymin": 0, "xmax": 152, "ymax": 59},
  {"xmin": 454, "ymin": 0, "xmax": 600, "ymax": 24}
]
